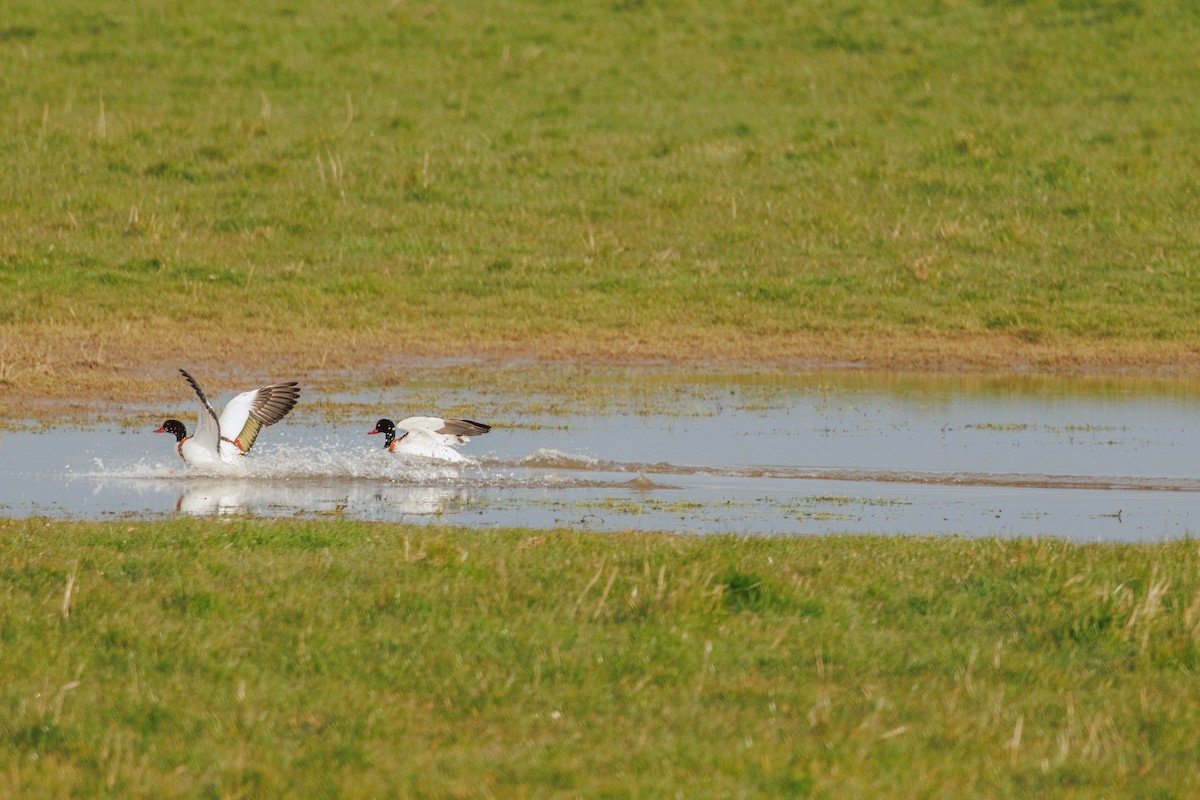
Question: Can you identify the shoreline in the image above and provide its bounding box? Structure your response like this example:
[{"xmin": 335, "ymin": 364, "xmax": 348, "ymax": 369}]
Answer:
[{"xmin": 3, "ymin": 326, "xmax": 1200, "ymax": 424}]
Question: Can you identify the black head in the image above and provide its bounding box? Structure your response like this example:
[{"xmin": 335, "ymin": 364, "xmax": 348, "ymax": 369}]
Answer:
[
  {"xmin": 368, "ymin": 418, "xmax": 396, "ymax": 446},
  {"xmin": 155, "ymin": 419, "xmax": 188, "ymax": 441}
]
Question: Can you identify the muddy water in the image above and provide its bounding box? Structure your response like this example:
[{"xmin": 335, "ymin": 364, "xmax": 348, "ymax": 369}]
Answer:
[{"xmin": 2, "ymin": 371, "xmax": 1199, "ymax": 541}]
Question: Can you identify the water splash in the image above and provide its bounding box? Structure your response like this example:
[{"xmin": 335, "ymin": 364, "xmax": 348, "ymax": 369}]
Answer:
[
  {"xmin": 517, "ymin": 448, "xmax": 604, "ymax": 469},
  {"xmin": 71, "ymin": 444, "xmax": 638, "ymax": 492},
  {"xmin": 73, "ymin": 443, "xmax": 1200, "ymax": 495}
]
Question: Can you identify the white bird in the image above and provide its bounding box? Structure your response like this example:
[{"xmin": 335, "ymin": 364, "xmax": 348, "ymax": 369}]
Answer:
[
  {"xmin": 368, "ymin": 416, "xmax": 491, "ymax": 463},
  {"xmin": 155, "ymin": 369, "xmax": 300, "ymax": 471}
]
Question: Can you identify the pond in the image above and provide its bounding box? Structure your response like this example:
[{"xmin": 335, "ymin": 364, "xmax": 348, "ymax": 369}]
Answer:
[{"xmin": 3, "ymin": 370, "xmax": 1199, "ymax": 541}]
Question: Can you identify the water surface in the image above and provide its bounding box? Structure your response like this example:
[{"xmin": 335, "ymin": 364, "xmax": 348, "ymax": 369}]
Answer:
[{"xmin": 3, "ymin": 371, "xmax": 1199, "ymax": 541}]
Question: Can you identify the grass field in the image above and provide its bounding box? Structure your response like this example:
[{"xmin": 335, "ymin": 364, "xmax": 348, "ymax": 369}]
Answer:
[
  {"xmin": 4, "ymin": 0, "xmax": 1200, "ymax": 397},
  {"xmin": 3, "ymin": 518, "xmax": 1200, "ymax": 798},
  {"xmin": 5, "ymin": 3, "xmax": 1200, "ymax": 796}
]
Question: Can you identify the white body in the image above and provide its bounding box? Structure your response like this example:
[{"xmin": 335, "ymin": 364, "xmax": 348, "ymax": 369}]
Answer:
[
  {"xmin": 181, "ymin": 388, "xmax": 269, "ymax": 468},
  {"xmin": 178, "ymin": 437, "xmax": 249, "ymax": 473},
  {"xmin": 169, "ymin": 370, "xmax": 300, "ymax": 473},
  {"xmin": 390, "ymin": 416, "xmax": 480, "ymax": 463}
]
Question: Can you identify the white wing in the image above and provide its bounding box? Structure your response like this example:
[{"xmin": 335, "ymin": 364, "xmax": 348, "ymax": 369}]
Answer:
[
  {"xmin": 396, "ymin": 416, "xmax": 449, "ymax": 434},
  {"xmin": 180, "ymin": 370, "xmax": 300, "ymax": 457},
  {"xmin": 218, "ymin": 381, "xmax": 301, "ymax": 453},
  {"xmin": 397, "ymin": 416, "xmax": 491, "ymax": 445},
  {"xmin": 181, "ymin": 369, "xmax": 221, "ymax": 457}
]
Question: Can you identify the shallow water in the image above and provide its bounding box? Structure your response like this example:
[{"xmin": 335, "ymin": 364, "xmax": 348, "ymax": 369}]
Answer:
[{"xmin": 3, "ymin": 371, "xmax": 1200, "ymax": 541}]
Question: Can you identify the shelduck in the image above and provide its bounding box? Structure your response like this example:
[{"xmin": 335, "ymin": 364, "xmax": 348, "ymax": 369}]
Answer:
[
  {"xmin": 155, "ymin": 369, "xmax": 300, "ymax": 470},
  {"xmin": 368, "ymin": 417, "xmax": 491, "ymax": 462}
]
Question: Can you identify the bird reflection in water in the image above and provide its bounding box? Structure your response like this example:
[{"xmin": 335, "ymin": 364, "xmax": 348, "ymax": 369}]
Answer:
[{"xmin": 175, "ymin": 479, "xmax": 473, "ymax": 517}]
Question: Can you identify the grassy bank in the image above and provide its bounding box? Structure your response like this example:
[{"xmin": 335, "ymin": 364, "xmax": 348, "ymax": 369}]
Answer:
[
  {"xmin": 2, "ymin": 518, "xmax": 1199, "ymax": 797},
  {"xmin": 4, "ymin": 1, "xmax": 1200, "ymax": 395}
]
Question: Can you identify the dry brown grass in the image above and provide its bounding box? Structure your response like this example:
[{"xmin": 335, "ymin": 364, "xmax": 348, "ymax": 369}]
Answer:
[{"xmin": 3, "ymin": 321, "xmax": 1200, "ymax": 424}]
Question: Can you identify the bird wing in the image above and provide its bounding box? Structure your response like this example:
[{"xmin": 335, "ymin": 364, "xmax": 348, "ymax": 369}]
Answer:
[
  {"xmin": 218, "ymin": 381, "xmax": 301, "ymax": 453},
  {"xmin": 395, "ymin": 417, "xmax": 449, "ymax": 435},
  {"xmin": 181, "ymin": 369, "xmax": 222, "ymax": 455},
  {"xmin": 437, "ymin": 418, "xmax": 492, "ymax": 438},
  {"xmin": 398, "ymin": 417, "xmax": 491, "ymax": 436},
  {"xmin": 397, "ymin": 416, "xmax": 491, "ymax": 446}
]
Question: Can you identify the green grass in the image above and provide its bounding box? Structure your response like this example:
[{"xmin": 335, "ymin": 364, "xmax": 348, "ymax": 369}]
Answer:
[
  {"xmin": 3, "ymin": 1, "xmax": 1200, "ymax": 354},
  {"xmin": 3, "ymin": 517, "xmax": 1200, "ymax": 797},
  {"xmin": 5, "ymin": 5, "xmax": 1200, "ymax": 792}
]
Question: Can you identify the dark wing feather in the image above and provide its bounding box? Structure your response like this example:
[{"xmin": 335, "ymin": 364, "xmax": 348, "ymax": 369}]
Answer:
[
  {"xmin": 180, "ymin": 368, "xmax": 222, "ymax": 434},
  {"xmin": 230, "ymin": 382, "xmax": 300, "ymax": 453},
  {"xmin": 436, "ymin": 418, "xmax": 491, "ymax": 437},
  {"xmin": 249, "ymin": 382, "xmax": 301, "ymax": 426}
]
